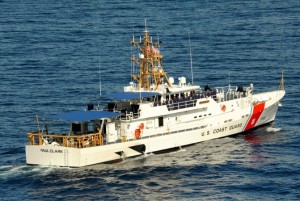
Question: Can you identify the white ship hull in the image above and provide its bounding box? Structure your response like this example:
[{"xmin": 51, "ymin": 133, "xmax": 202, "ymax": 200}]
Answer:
[
  {"xmin": 26, "ymin": 90, "xmax": 284, "ymax": 167},
  {"xmin": 26, "ymin": 29, "xmax": 285, "ymax": 167}
]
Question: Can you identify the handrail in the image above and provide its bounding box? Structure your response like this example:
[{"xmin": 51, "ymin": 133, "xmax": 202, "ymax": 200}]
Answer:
[
  {"xmin": 166, "ymin": 99, "xmax": 197, "ymax": 111},
  {"xmin": 27, "ymin": 132, "xmax": 104, "ymax": 148},
  {"xmin": 28, "ymin": 121, "xmax": 209, "ymax": 147},
  {"xmin": 137, "ymin": 123, "xmax": 208, "ymax": 141}
]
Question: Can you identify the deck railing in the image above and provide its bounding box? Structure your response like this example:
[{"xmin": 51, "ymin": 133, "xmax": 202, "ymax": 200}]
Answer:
[
  {"xmin": 27, "ymin": 132, "xmax": 104, "ymax": 148},
  {"xmin": 27, "ymin": 122, "xmax": 209, "ymax": 148}
]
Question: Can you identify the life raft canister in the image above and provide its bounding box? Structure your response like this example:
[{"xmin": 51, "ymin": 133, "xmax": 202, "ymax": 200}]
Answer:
[
  {"xmin": 221, "ymin": 105, "xmax": 226, "ymax": 112},
  {"xmin": 135, "ymin": 129, "xmax": 141, "ymax": 139}
]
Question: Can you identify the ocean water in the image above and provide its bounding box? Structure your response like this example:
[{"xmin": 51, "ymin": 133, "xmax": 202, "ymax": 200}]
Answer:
[{"xmin": 1, "ymin": 0, "xmax": 300, "ymax": 200}]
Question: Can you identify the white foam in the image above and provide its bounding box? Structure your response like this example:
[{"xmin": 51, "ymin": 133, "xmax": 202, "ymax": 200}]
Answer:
[
  {"xmin": 266, "ymin": 127, "xmax": 282, "ymax": 132},
  {"xmin": 0, "ymin": 165, "xmax": 29, "ymax": 179},
  {"xmin": 143, "ymin": 152, "xmax": 154, "ymax": 158}
]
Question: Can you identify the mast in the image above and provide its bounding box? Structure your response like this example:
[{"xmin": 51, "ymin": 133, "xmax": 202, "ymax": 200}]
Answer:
[{"xmin": 131, "ymin": 29, "xmax": 171, "ymax": 90}]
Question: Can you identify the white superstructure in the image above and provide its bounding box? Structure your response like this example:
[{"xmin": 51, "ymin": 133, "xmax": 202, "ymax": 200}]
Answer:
[{"xmin": 26, "ymin": 29, "xmax": 285, "ymax": 167}]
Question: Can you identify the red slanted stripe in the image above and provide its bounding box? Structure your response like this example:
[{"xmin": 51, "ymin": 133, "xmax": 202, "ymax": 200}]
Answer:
[{"xmin": 244, "ymin": 102, "xmax": 265, "ymax": 131}]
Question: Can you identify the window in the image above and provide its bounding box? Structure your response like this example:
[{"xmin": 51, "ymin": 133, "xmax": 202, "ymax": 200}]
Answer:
[
  {"xmin": 158, "ymin": 117, "xmax": 164, "ymax": 127},
  {"xmin": 72, "ymin": 123, "xmax": 81, "ymax": 133}
]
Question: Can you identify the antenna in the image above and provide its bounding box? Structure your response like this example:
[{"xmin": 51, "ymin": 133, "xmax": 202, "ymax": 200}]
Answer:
[
  {"xmin": 145, "ymin": 19, "xmax": 147, "ymax": 31},
  {"xmin": 36, "ymin": 114, "xmax": 40, "ymax": 134},
  {"xmin": 99, "ymin": 56, "xmax": 102, "ymax": 97},
  {"xmin": 188, "ymin": 30, "xmax": 194, "ymax": 85},
  {"xmin": 98, "ymin": 56, "xmax": 102, "ymax": 109},
  {"xmin": 131, "ymin": 34, "xmax": 134, "ymax": 82}
]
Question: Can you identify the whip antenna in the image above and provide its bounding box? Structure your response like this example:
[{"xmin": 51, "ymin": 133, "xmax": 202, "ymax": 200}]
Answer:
[
  {"xmin": 98, "ymin": 56, "xmax": 102, "ymax": 109},
  {"xmin": 188, "ymin": 30, "xmax": 194, "ymax": 85}
]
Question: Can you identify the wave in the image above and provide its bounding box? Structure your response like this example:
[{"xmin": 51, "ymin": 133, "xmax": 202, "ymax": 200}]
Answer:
[
  {"xmin": 266, "ymin": 127, "xmax": 282, "ymax": 132},
  {"xmin": 0, "ymin": 164, "xmax": 59, "ymax": 181}
]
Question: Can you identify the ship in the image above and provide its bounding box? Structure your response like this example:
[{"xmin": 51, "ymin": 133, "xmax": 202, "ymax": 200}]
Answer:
[{"xmin": 26, "ymin": 28, "xmax": 285, "ymax": 167}]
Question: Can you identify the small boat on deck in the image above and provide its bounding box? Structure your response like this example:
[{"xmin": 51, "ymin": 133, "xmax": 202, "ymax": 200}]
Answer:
[{"xmin": 26, "ymin": 28, "xmax": 285, "ymax": 167}]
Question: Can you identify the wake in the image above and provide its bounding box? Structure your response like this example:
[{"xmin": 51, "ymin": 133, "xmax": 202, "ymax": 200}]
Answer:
[{"xmin": 266, "ymin": 127, "xmax": 282, "ymax": 132}]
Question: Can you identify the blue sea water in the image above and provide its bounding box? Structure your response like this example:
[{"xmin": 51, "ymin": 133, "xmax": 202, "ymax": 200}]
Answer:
[{"xmin": 1, "ymin": 0, "xmax": 300, "ymax": 200}]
